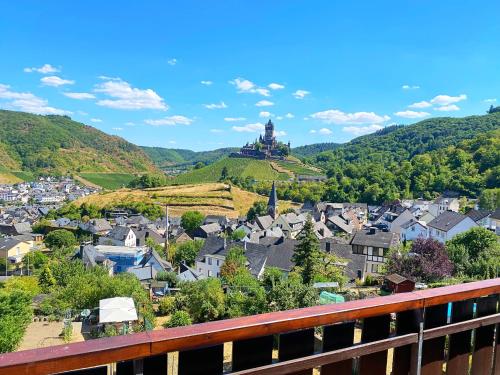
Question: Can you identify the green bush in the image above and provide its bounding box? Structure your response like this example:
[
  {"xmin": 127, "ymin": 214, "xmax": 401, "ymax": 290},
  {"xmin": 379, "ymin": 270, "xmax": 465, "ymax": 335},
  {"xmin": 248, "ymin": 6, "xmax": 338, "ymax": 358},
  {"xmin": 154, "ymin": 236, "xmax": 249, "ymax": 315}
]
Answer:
[
  {"xmin": 158, "ymin": 296, "xmax": 176, "ymax": 315},
  {"xmin": 163, "ymin": 311, "xmax": 192, "ymax": 328}
]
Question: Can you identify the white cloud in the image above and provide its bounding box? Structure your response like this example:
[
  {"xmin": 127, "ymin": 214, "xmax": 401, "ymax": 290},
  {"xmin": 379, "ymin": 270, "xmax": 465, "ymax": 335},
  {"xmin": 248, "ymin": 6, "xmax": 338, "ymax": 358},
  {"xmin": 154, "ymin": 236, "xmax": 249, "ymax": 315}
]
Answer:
[
  {"xmin": 484, "ymin": 98, "xmax": 497, "ymax": 103},
  {"xmin": 434, "ymin": 104, "xmax": 460, "ymax": 112},
  {"xmin": 229, "ymin": 78, "xmax": 270, "ymax": 96},
  {"xmin": 309, "ymin": 130, "xmax": 316, "ymax": 134},
  {"xmin": 310, "ymin": 109, "xmax": 390, "ymax": 124},
  {"xmin": 408, "ymin": 101, "xmax": 432, "ymax": 109},
  {"xmin": 64, "ymin": 92, "xmax": 95, "ymax": 100},
  {"xmin": 210, "ymin": 129, "xmax": 224, "ymax": 133},
  {"xmin": 292, "ymin": 90, "xmax": 310, "ymax": 99},
  {"xmin": 98, "ymin": 75, "xmax": 121, "ymax": 81},
  {"xmin": 255, "ymin": 100, "xmax": 274, "ymax": 107},
  {"xmin": 276, "ymin": 116, "xmax": 283, "ymax": 120},
  {"xmin": 144, "ymin": 115, "xmax": 193, "ymax": 126},
  {"xmin": 24, "ymin": 64, "xmax": 59, "ymax": 74},
  {"xmin": 90, "ymin": 118, "xmax": 102, "ymax": 123},
  {"xmin": 430, "ymin": 94, "xmax": 467, "ymax": 106},
  {"xmin": 259, "ymin": 111, "xmax": 272, "ymax": 118},
  {"xmin": 95, "ymin": 79, "xmax": 167, "ymax": 110},
  {"xmin": 274, "ymin": 130, "xmax": 287, "ymax": 137},
  {"xmin": 268, "ymin": 83, "xmax": 285, "ymax": 90},
  {"xmin": 0, "ymin": 83, "xmax": 70, "ymax": 115},
  {"xmin": 224, "ymin": 117, "xmax": 246, "ymax": 122},
  {"xmin": 112, "ymin": 127, "xmax": 123, "ymax": 131},
  {"xmin": 168, "ymin": 140, "xmax": 176, "ymax": 144},
  {"xmin": 402, "ymin": 84, "xmax": 420, "ymax": 90},
  {"xmin": 232, "ymin": 122, "xmax": 265, "ymax": 133},
  {"xmin": 201, "ymin": 80, "xmax": 213, "ymax": 86},
  {"xmin": 318, "ymin": 128, "xmax": 332, "ymax": 135},
  {"xmin": 285, "ymin": 113, "xmax": 294, "ymax": 119},
  {"xmin": 204, "ymin": 101, "xmax": 228, "ymax": 109},
  {"xmin": 125, "ymin": 122, "xmax": 135, "ymax": 126},
  {"xmin": 167, "ymin": 58, "xmax": 177, "ymax": 66},
  {"xmin": 342, "ymin": 124, "xmax": 383, "ymax": 136},
  {"xmin": 41, "ymin": 76, "xmax": 74, "ymax": 87},
  {"xmin": 394, "ymin": 110, "xmax": 430, "ymax": 118}
]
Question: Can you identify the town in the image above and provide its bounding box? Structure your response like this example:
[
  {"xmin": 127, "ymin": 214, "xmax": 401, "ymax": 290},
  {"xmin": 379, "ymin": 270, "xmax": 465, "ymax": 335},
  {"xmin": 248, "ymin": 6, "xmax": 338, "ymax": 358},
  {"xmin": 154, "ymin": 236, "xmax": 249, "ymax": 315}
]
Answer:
[{"xmin": 1, "ymin": 1, "xmax": 500, "ymax": 373}]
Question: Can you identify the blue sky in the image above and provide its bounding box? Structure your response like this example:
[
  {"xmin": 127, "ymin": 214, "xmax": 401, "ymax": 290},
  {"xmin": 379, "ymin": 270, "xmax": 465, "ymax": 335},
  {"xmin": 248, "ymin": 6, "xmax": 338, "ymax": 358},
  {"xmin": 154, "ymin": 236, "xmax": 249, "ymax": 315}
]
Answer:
[{"xmin": 0, "ymin": 1, "xmax": 499, "ymax": 151}]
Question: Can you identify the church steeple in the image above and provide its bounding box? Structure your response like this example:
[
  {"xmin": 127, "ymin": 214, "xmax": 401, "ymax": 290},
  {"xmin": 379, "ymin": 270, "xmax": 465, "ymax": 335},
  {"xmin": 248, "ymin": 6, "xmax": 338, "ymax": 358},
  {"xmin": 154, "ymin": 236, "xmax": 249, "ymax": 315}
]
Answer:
[{"xmin": 267, "ymin": 181, "xmax": 278, "ymax": 218}]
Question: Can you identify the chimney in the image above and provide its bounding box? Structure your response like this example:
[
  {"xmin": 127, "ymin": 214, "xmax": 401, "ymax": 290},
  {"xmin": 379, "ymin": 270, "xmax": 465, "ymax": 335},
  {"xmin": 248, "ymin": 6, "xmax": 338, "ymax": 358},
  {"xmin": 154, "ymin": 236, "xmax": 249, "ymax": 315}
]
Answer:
[{"xmin": 369, "ymin": 227, "xmax": 376, "ymax": 235}]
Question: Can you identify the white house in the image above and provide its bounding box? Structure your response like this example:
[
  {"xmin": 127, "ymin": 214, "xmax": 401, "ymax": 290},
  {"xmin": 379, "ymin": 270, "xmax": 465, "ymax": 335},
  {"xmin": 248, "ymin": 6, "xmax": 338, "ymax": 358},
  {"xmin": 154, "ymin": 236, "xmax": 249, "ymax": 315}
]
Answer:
[
  {"xmin": 426, "ymin": 211, "xmax": 477, "ymax": 243},
  {"xmin": 400, "ymin": 219, "xmax": 427, "ymax": 242},
  {"xmin": 98, "ymin": 226, "xmax": 136, "ymax": 247},
  {"xmin": 428, "ymin": 196, "xmax": 460, "ymax": 217}
]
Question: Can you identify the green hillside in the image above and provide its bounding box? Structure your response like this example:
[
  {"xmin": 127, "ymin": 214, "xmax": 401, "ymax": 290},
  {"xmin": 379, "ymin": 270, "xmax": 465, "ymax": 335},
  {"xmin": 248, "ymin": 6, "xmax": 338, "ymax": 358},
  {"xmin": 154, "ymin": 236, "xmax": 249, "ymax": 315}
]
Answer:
[
  {"xmin": 0, "ymin": 110, "xmax": 159, "ymax": 176},
  {"xmin": 141, "ymin": 146, "xmax": 239, "ymax": 168},
  {"xmin": 306, "ymin": 113, "xmax": 500, "ymax": 165},
  {"xmin": 292, "ymin": 143, "xmax": 340, "ymax": 158},
  {"xmin": 170, "ymin": 158, "xmax": 291, "ymax": 184}
]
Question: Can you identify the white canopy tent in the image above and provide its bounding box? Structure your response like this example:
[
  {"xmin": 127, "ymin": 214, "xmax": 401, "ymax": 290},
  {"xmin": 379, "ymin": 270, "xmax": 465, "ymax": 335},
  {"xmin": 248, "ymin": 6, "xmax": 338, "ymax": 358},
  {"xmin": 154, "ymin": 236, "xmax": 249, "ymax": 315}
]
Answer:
[{"xmin": 99, "ymin": 297, "xmax": 138, "ymax": 324}]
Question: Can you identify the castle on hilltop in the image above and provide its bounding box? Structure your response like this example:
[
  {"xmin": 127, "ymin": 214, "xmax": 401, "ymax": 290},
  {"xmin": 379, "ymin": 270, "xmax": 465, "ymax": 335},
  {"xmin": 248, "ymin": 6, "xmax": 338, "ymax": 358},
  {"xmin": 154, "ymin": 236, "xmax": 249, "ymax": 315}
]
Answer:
[{"xmin": 237, "ymin": 120, "xmax": 290, "ymax": 159}]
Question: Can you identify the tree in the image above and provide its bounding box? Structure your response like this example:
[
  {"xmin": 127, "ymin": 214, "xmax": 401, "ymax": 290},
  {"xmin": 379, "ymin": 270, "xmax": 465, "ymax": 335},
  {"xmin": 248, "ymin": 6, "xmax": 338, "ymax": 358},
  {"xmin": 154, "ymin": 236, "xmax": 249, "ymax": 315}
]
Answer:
[
  {"xmin": 266, "ymin": 272, "xmax": 318, "ymax": 312},
  {"xmin": 173, "ymin": 240, "xmax": 204, "ymax": 267},
  {"xmin": 44, "ymin": 229, "xmax": 77, "ymax": 250},
  {"xmin": 23, "ymin": 251, "xmax": 48, "ymax": 272},
  {"xmin": 220, "ymin": 166, "xmax": 229, "ymax": 180},
  {"xmin": 247, "ymin": 201, "xmax": 268, "ymax": 221},
  {"xmin": 220, "ymin": 246, "xmax": 246, "ymax": 282},
  {"xmin": 225, "ymin": 268, "xmax": 267, "ymax": 318},
  {"xmin": 155, "ymin": 271, "xmax": 179, "ymax": 288},
  {"xmin": 385, "ymin": 238, "xmax": 453, "ymax": 282},
  {"xmin": 293, "ymin": 218, "xmax": 321, "ymax": 284},
  {"xmin": 164, "ymin": 311, "xmax": 192, "ymax": 328},
  {"xmin": 230, "ymin": 228, "xmax": 246, "ymax": 241},
  {"xmin": 314, "ymin": 252, "xmax": 348, "ymax": 287},
  {"xmin": 179, "ymin": 278, "xmax": 225, "ymax": 323},
  {"xmin": 0, "ymin": 290, "xmax": 33, "ymax": 353},
  {"xmin": 38, "ymin": 264, "xmax": 56, "ymax": 292},
  {"xmin": 194, "ymin": 162, "xmax": 205, "ymax": 170},
  {"xmin": 181, "ymin": 211, "xmax": 205, "ymax": 234},
  {"xmin": 3, "ymin": 276, "xmax": 41, "ymax": 298},
  {"xmin": 447, "ymin": 227, "xmax": 500, "ymax": 279},
  {"xmin": 478, "ymin": 188, "xmax": 500, "ymax": 210}
]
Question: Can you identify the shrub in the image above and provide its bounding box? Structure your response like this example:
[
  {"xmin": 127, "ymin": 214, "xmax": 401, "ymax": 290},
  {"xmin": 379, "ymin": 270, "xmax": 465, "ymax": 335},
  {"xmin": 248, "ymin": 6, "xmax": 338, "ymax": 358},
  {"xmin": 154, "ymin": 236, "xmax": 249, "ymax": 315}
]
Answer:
[
  {"xmin": 163, "ymin": 311, "xmax": 192, "ymax": 328},
  {"xmin": 158, "ymin": 296, "xmax": 176, "ymax": 315}
]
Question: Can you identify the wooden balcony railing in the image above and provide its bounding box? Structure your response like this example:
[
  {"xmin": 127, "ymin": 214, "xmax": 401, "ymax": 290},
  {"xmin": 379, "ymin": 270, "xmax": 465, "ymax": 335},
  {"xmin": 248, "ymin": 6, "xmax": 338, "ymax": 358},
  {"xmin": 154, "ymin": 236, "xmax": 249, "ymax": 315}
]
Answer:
[{"xmin": 1, "ymin": 278, "xmax": 499, "ymax": 375}]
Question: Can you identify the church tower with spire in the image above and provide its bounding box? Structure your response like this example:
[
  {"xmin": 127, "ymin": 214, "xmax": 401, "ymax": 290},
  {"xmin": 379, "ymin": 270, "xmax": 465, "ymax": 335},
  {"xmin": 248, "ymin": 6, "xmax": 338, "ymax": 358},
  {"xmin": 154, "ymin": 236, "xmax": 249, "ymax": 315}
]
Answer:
[{"xmin": 267, "ymin": 181, "xmax": 278, "ymax": 218}]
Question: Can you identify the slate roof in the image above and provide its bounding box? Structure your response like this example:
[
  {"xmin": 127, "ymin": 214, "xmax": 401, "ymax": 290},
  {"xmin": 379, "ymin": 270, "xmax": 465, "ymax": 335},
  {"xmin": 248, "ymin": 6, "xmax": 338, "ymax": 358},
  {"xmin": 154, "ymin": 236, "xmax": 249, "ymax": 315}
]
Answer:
[
  {"xmin": 492, "ymin": 208, "xmax": 500, "ymax": 220},
  {"xmin": 198, "ymin": 222, "xmax": 222, "ymax": 234},
  {"xmin": 204, "ymin": 215, "xmax": 229, "ymax": 226},
  {"xmin": 351, "ymin": 230, "xmax": 399, "ymax": 249},
  {"xmin": 465, "ymin": 209, "xmax": 492, "ymax": 222},
  {"xmin": 133, "ymin": 227, "xmax": 164, "ymax": 246},
  {"xmin": 13, "ymin": 222, "xmax": 32, "ymax": 234},
  {"xmin": 427, "ymin": 211, "xmax": 470, "ymax": 232},
  {"xmin": 320, "ymin": 240, "xmax": 366, "ymax": 280},
  {"xmin": 0, "ymin": 237, "xmax": 26, "ymax": 252},
  {"xmin": 107, "ymin": 226, "xmax": 133, "ymax": 241},
  {"xmin": 139, "ymin": 249, "xmax": 173, "ymax": 272},
  {"xmin": 128, "ymin": 265, "xmax": 157, "ymax": 281},
  {"xmin": 89, "ymin": 218, "xmax": 112, "ymax": 232},
  {"xmin": 255, "ymin": 215, "xmax": 273, "ymax": 230},
  {"xmin": 328, "ymin": 215, "xmax": 353, "ymax": 234},
  {"xmin": 268, "ymin": 182, "xmax": 278, "ymax": 208}
]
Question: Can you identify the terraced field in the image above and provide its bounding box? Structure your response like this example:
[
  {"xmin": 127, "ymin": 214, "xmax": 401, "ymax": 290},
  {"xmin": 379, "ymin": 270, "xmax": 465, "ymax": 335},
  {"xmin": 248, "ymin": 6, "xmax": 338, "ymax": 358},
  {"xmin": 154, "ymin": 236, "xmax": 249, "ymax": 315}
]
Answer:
[
  {"xmin": 170, "ymin": 157, "xmax": 290, "ymax": 185},
  {"xmin": 275, "ymin": 160, "xmax": 324, "ymax": 176},
  {"xmin": 75, "ymin": 183, "xmax": 299, "ymax": 218}
]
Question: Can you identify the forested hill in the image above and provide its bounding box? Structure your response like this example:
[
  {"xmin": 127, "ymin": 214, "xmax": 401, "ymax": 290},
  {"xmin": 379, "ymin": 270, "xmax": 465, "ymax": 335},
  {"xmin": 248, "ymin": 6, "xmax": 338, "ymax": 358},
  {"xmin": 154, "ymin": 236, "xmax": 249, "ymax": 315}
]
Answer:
[
  {"xmin": 141, "ymin": 146, "xmax": 239, "ymax": 168},
  {"xmin": 291, "ymin": 143, "xmax": 340, "ymax": 158},
  {"xmin": 306, "ymin": 113, "xmax": 500, "ymax": 165},
  {"xmin": 0, "ymin": 110, "xmax": 159, "ymax": 175}
]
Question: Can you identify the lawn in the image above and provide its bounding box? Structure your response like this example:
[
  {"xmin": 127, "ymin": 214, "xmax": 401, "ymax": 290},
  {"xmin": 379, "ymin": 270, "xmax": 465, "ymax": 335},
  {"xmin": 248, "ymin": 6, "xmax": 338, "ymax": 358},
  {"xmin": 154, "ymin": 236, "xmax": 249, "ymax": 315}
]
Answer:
[{"xmin": 78, "ymin": 173, "xmax": 137, "ymax": 190}]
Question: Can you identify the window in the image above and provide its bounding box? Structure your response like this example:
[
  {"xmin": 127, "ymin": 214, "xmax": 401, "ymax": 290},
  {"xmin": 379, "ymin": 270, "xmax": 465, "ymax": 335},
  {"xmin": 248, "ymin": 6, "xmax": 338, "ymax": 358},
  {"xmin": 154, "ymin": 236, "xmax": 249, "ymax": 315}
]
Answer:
[
  {"xmin": 216, "ymin": 259, "xmax": 219, "ymax": 266},
  {"xmin": 208, "ymin": 270, "xmax": 212, "ymax": 277},
  {"xmin": 208, "ymin": 257, "xmax": 212, "ymax": 265}
]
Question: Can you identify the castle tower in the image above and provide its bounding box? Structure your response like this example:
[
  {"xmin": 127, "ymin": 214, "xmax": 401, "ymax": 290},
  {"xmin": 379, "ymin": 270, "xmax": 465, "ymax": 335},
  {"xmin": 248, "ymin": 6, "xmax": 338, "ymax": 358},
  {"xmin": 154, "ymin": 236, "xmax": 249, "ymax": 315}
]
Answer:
[
  {"xmin": 264, "ymin": 119, "xmax": 274, "ymax": 144},
  {"xmin": 267, "ymin": 181, "xmax": 278, "ymax": 218}
]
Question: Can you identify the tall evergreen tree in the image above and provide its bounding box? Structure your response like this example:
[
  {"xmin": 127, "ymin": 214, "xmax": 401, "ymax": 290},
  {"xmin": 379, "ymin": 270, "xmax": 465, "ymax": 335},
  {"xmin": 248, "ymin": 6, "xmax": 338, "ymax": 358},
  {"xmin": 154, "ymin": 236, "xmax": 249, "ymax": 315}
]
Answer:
[{"xmin": 293, "ymin": 217, "xmax": 320, "ymax": 284}]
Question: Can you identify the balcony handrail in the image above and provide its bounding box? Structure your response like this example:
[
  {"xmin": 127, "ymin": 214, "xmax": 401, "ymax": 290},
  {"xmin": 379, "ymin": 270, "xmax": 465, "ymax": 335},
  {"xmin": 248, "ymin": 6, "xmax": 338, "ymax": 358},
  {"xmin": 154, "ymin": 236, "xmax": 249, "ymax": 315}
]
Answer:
[{"xmin": 0, "ymin": 277, "xmax": 499, "ymax": 375}]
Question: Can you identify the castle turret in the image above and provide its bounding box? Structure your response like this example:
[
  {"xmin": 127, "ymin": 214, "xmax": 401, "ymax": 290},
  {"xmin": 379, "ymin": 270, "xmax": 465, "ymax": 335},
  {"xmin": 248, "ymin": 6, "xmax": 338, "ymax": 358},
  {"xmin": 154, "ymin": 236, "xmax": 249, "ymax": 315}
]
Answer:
[
  {"xmin": 267, "ymin": 181, "xmax": 278, "ymax": 218},
  {"xmin": 264, "ymin": 119, "xmax": 274, "ymax": 144}
]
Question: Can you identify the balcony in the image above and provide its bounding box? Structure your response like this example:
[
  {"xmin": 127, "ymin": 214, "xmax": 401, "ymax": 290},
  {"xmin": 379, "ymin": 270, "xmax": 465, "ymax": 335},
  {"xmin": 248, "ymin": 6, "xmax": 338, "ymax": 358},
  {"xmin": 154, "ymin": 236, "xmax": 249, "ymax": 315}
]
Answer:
[{"xmin": 0, "ymin": 278, "xmax": 499, "ymax": 375}]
